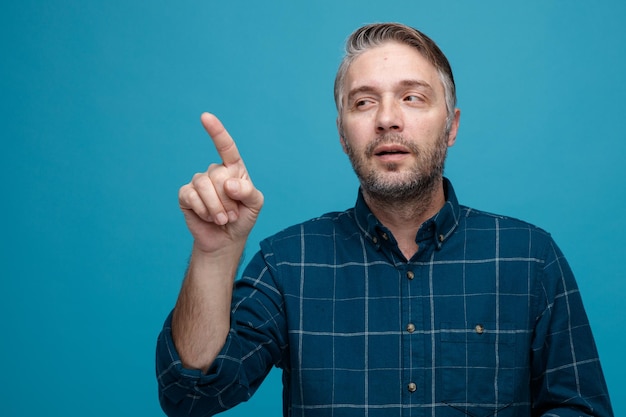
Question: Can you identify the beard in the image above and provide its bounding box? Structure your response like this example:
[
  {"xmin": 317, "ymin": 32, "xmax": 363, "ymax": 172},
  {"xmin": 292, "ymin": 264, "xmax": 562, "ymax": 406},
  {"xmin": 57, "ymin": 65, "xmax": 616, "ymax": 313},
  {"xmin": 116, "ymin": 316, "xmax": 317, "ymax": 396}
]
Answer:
[{"xmin": 344, "ymin": 130, "xmax": 449, "ymax": 204}]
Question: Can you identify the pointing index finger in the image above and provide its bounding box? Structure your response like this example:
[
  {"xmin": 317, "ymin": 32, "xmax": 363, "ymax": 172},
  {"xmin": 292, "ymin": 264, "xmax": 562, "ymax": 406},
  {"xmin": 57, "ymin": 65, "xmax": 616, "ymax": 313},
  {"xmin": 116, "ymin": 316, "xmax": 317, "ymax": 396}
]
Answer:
[{"xmin": 200, "ymin": 112, "xmax": 243, "ymax": 167}]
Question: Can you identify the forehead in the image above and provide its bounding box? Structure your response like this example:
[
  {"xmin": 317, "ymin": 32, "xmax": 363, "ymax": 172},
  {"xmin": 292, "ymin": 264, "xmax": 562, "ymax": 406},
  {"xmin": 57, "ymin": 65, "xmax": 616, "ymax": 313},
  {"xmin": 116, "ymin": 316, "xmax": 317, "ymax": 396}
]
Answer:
[{"xmin": 344, "ymin": 41, "xmax": 443, "ymax": 95}]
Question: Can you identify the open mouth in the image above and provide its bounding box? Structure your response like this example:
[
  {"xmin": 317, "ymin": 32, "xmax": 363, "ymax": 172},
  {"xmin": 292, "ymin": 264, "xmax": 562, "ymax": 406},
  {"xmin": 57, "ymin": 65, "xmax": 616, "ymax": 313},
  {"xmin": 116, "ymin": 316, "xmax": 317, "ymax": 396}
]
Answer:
[
  {"xmin": 373, "ymin": 144, "xmax": 411, "ymax": 157},
  {"xmin": 375, "ymin": 149, "xmax": 409, "ymax": 156}
]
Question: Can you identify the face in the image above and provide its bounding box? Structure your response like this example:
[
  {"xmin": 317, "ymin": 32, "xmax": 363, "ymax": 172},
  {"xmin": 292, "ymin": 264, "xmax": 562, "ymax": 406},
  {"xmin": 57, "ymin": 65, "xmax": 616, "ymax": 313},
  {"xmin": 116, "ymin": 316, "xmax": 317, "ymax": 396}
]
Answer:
[{"xmin": 338, "ymin": 41, "xmax": 460, "ymax": 202}]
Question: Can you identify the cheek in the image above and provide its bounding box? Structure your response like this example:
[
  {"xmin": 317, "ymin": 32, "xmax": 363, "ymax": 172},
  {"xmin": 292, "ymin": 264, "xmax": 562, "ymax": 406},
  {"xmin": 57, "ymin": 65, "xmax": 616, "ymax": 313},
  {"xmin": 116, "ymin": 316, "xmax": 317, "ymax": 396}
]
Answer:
[
  {"xmin": 410, "ymin": 116, "xmax": 447, "ymax": 139},
  {"xmin": 342, "ymin": 121, "xmax": 370, "ymax": 147}
]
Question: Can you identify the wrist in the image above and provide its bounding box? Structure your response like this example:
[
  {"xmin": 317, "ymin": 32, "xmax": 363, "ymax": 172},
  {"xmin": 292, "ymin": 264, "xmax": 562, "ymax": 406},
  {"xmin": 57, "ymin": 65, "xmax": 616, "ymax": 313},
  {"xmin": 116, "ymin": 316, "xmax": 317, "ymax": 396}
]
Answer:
[{"xmin": 189, "ymin": 241, "xmax": 244, "ymax": 278}]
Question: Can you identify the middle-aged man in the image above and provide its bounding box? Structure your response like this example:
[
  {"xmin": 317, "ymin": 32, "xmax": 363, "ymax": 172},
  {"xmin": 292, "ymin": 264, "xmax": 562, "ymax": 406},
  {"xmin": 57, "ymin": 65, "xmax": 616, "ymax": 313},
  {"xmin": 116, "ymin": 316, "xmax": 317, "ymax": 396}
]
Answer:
[{"xmin": 156, "ymin": 23, "xmax": 613, "ymax": 416}]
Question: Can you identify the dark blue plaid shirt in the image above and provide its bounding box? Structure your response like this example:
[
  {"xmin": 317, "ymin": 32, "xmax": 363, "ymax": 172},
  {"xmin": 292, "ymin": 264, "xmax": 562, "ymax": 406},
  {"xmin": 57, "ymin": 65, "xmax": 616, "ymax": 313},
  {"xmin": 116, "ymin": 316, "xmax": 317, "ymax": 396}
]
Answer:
[{"xmin": 156, "ymin": 179, "xmax": 613, "ymax": 416}]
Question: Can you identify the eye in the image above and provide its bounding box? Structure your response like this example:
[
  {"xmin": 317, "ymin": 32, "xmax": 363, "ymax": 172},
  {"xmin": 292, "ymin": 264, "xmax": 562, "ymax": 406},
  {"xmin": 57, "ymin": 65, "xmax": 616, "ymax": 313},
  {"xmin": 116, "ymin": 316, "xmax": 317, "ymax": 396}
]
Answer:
[
  {"xmin": 354, "ymin": 98, "xmax": 375, "ymax": 110},
  {"xmin": 404, "ymin": 94, "xmax": 425, "ymax": 103}
]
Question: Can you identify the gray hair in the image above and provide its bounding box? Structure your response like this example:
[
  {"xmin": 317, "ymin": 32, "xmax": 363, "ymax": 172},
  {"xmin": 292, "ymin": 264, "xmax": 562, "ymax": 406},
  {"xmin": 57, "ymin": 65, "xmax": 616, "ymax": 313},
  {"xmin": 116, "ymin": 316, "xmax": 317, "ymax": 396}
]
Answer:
[{"xmin": 334, "ymin": 23, "xmax": 457, "ymax": 130}]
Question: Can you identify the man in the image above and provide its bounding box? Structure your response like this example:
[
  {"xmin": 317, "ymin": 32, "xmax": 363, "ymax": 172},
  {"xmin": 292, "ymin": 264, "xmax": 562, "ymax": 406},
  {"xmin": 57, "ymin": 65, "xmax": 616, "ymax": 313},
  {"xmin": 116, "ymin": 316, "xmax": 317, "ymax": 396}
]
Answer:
[{"xmin": 156, "ymin": 23, "xmax": 613, "ymax": 416}]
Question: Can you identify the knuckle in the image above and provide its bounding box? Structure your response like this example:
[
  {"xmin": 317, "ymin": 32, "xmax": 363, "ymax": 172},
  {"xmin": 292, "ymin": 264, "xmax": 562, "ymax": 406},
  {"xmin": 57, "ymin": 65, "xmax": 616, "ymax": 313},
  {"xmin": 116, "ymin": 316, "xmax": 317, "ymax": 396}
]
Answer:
[
  {"xmin": 178, "ymin": 184, "xmax": 194, "ymax": 203},
  {"xmin": 206, "ymin": 166, "xmax": 229, "ymax": 183},
  {"xmin": 206, "ymin": 163, "xmax": 224, "ymax": 175},
  {"xmin": 191, "ymin": 172, "xmax": 206, "ymax": 186},
  {"xmin": 191, "ymin": 172, "xmax": 206, "ymax": 183}
]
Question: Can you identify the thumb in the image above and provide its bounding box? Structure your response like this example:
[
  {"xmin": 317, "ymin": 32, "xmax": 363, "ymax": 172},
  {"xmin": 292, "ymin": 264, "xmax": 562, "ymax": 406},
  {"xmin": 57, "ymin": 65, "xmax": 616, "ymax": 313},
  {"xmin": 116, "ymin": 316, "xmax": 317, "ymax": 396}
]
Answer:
[{"xmin": 225, "ymin": 179, "xmax": 264, "ymax": 211}]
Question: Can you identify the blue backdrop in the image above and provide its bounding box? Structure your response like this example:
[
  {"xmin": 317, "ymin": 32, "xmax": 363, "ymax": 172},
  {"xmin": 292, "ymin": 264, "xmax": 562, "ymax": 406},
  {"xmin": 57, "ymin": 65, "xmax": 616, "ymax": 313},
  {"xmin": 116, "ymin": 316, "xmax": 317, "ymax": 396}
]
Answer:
[{"xmin": 2, "ymin": 1, "xmax": 624, "ymax": 416}]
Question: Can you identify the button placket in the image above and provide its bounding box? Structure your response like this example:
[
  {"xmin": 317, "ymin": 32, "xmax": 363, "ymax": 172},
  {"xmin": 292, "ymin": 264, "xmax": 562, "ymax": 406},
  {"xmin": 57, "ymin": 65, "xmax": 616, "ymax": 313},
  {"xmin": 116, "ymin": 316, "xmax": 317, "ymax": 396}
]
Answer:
[{"xmin": 400, "ymin": 263, "xmax": 421, "ymax": 400}]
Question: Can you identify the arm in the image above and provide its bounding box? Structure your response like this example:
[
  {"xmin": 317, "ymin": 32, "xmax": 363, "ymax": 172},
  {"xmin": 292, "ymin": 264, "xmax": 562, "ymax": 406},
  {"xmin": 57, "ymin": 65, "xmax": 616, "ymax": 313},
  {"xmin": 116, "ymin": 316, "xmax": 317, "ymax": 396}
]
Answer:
[
  {"xmin": 156, "ymin": 245, "xmax": 287, "ymax": 417},
  {"xmin": 531, "ymin": 239, "xmax": 613, "ymax": 416},
  {"xmin": 171, "ymin": 112, "xmax": 264, "ymax": 372}
]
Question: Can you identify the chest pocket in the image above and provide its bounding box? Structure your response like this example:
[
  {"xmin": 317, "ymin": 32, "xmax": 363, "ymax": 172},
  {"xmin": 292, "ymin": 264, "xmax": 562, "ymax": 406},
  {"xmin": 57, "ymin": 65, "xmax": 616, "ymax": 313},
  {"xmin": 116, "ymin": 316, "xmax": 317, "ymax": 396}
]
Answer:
[{"xmin": 437, "ymin": 322, "xmax": 517, "ymax": 414}]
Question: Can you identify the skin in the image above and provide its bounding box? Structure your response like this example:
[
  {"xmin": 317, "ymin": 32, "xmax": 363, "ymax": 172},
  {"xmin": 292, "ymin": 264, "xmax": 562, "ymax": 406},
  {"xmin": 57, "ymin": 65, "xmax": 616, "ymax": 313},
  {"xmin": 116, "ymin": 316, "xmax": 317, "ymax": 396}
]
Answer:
[
  {"xmin": 339, "ymin": 41, "xmax": 460, "ymax": 258},
  {"xmin": 173, "ymin": 113, "xmax": 263, "ymax": 372},
  {"xmin": 172, "ymin": 41, "xmax": 460, "ymax": 371}
]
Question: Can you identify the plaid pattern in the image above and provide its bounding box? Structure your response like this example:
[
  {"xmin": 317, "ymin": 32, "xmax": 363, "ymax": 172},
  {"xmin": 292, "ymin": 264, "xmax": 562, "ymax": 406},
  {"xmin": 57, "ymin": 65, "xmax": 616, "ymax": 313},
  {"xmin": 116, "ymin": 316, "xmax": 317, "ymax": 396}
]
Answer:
[{"xmin": 156, "ymin": 179, "xmax": 613, "ymax": 417}]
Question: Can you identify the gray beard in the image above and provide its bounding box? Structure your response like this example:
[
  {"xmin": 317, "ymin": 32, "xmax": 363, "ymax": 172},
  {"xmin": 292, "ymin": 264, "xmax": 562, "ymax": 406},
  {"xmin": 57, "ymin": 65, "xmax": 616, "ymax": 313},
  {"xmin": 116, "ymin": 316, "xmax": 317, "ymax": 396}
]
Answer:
[{"xmin": 344, "ymin": 131, "xmax": 448, "ymax": 205}]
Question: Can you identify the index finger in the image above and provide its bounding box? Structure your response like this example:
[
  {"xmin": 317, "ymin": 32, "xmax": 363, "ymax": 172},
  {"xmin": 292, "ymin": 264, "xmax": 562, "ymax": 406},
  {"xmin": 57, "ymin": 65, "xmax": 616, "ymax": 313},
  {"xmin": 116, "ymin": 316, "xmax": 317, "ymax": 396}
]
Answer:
[{"xmin": 200, "ymin": 112, "xmax": 243, "ymax": 167}]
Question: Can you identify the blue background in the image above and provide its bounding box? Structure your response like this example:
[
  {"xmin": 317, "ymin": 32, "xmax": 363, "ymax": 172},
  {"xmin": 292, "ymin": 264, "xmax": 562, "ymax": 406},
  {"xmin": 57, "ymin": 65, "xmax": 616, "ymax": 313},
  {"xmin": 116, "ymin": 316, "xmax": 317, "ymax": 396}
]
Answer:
[{"xmin": 2, "ymin": 1, "xmax": 624, "ymax": 416}]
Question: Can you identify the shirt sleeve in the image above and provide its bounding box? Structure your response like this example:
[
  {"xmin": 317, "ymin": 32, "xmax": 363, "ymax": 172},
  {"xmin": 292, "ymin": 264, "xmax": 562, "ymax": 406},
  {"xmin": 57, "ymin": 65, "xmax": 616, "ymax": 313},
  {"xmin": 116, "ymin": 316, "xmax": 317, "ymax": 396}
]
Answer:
[
  {"xmin": 530, "ymin": 238, "xmax": 613, "ymax": 416},
  {"xmin": 155, "ymin": 246, "xmax": 287, "ymax": 417}
]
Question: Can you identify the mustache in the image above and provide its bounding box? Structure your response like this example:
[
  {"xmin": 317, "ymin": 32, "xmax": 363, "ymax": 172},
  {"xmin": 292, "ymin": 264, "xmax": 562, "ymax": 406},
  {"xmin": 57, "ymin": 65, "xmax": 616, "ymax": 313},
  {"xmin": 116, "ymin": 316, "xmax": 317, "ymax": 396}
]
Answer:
[{"xmin": 365, "ymin": 133, "xmax": 420, "ymax": 157}]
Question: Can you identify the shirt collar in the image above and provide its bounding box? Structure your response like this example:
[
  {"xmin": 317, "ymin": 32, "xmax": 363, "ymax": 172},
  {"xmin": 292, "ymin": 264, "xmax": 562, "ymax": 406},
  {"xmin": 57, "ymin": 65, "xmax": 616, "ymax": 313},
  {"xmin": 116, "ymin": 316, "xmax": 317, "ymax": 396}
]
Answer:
[{"xmin": 354, "ymin": 177, "xmax": 461, "ymax": 250}]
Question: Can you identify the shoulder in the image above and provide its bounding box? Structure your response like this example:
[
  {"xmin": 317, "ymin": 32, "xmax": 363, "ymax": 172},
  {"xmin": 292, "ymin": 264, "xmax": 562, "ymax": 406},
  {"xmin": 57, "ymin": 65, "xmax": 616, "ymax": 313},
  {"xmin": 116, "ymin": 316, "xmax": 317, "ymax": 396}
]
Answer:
[
  {"xmin": 460, "ymin": 205, "xmax": 549, "ymax": 233},
  {"xmin": 253, "ymin": 207, "xmax": 361, "ymax": 276},
  {"xmin": 457, "ymin": 205, "xmax": 556, "ymax": 252},
  {"xmin": 261, "ymin": 207, "xmax": 359, "ymax": 248}
]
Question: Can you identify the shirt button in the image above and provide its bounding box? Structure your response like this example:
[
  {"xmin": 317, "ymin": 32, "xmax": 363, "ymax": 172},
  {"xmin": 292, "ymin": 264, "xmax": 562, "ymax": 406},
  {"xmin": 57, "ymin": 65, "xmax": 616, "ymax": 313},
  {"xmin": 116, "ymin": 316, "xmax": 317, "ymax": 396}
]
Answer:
[
  {"xmin": 381, "ymin": 232, "xmax": 389, "ymax": 240},
  {"xmin": 475, "ymin": 324, "xmax": 485, "ymax": 334},
  {"xmin": 406, "ymin": 271, "xmax": 414, "ymax": 280},
  {"xmin": 372, "ymin": 236, "xmax": 378, "ymax": 244},
  {"xmin": 406, "ymin": 323, "xmax": 415, "ymax": 333},
  {"xmin": 438, "ymin": 234, "xmax": 445, "ymax": 242},
  {"xmin": 407, "ymin": 382, "xmax": 417, "ymax": 392}
]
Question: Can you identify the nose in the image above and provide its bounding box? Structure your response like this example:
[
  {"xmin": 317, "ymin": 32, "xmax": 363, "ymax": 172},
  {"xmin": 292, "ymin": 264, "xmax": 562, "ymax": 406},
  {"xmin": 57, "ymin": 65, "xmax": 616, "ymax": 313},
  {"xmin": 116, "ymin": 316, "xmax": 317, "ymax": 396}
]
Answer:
[{"xmin": 376, "ymin": 98, "xmax": 403, "ymax": 134}]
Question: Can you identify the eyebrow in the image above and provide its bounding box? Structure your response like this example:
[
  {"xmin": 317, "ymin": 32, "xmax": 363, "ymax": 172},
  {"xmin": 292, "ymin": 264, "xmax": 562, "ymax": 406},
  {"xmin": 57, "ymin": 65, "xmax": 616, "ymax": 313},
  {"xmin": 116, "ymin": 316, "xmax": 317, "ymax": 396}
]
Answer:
[
  {"xmin": 346, "ymin": 79, "xmax": 434, "ymax": 102},
  {"xmin": 399, "ymin": 79, "xmax": 434, "ymax": 91}
]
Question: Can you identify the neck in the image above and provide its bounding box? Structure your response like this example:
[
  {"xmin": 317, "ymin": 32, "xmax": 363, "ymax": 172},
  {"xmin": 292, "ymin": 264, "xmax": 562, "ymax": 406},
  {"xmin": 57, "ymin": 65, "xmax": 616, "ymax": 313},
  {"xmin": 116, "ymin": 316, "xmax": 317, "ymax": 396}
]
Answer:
[{"xmin": 363, "ymin": 178, "xmax": 446, "ymax": 259}]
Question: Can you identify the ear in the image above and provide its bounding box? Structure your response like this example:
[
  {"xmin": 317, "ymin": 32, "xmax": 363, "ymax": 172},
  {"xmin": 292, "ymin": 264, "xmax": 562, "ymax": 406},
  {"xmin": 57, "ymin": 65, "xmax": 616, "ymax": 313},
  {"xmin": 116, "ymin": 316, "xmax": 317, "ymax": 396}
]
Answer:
[
  {"xmin": 337, "ymin": 116, "xmax": 348, "ymax": 154},
  {"xmin": 446, "ymin": 108, "xmax": 461, "ymax": 147}
]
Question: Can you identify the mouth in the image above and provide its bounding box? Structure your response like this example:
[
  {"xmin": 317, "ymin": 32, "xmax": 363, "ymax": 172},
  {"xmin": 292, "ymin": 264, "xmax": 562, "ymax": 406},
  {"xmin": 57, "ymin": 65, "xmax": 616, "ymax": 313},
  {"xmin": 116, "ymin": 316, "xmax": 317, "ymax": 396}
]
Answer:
[
  {"xmin": 375, "ymin": 149, "xmax": 409, "ymax": 156},
  {"xmin": 372, "ymin": 144, "xmax": 411, "ymax": 158}
]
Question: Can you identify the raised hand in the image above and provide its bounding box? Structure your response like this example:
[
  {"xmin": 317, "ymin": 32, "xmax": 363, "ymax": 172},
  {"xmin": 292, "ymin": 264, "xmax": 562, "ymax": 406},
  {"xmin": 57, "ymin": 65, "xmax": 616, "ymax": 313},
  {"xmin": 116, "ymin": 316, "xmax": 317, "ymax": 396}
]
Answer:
[{"xmin": 178, "ymin": 113, "xmax": 264, "ymax": 254}]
